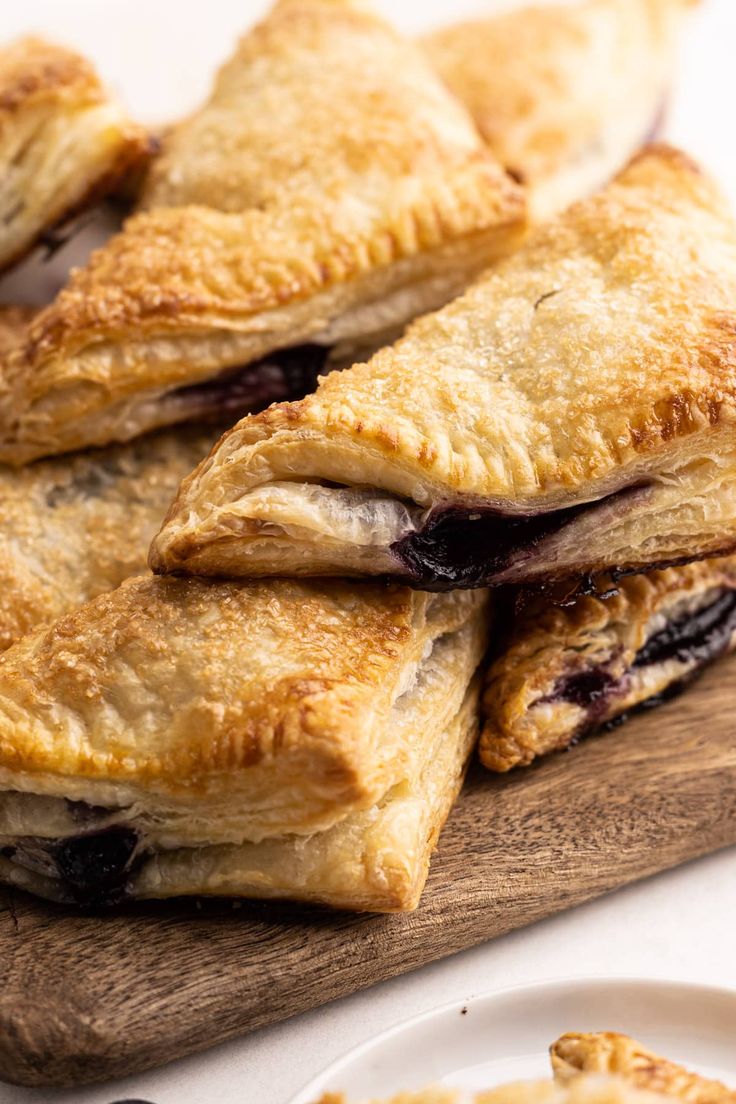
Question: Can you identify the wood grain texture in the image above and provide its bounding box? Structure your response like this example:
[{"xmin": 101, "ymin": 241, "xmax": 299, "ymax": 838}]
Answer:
[{"xmin": 1, "ymin": 652, "xmax": 736, "ymax": 1089}]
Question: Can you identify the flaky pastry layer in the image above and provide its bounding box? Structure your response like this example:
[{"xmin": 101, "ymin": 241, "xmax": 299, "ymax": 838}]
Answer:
[
  {"xmin": 0, "ymin": 575, "xmax": 488, "ymax": 846},
  {"xmin": 0, "ymin": 36, "xmax": 150, "ymax": 273},
  {"xmin": 0, "ymin": 306, "xmax": 220, "ymax": 649},
  {"xmin": 0, "ymin": 427, "xmax": 218, "ymax": 651},
  {"xmin": 0, "ymin": 0, "xmax": 523, "ymax": 463},
  {"xmin": 152, "ymin": 146, "xmax": 736, "ymax": 591},
  {"xmin": 0, "ymin": 577, "xmax": 487, "ymax": 910},
  {"xmin": 0, "ymin": 678, "xmax": 480, "ymax": 912},
  {"xmin": 480, "ymin": 556, "xmax": 736, "ymax": 771},
  {"xmin": 423, "ymin": 0, "xmax": 695, "ymax": 221}
]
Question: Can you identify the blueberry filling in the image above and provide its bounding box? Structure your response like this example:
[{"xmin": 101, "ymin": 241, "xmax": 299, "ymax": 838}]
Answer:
[
  {"xmin": 542, "ymin": 587, "xmax": 736, "ymax": 732},
  {"xmin": 168, "ymin": 343, "xmax": 329, "ymax": 418},
  {"xmin": 390, "ymin": 485, "xmax": 642, "ymax": 590},
  {"xmin": 633, "ymin": 588, "xmax": 736, "ymax": 670},
  {"xmin": 5, "ymin": 825, "xmax": 143, "ymax": 906},
  {"xmin": 547, "ymin": 668, "xmax": 619, "ymax": 710},
  {"xmin": 538, "ymin": 665, "xmax": 622, "ymax": 736},
  {"xmin": 52, "ymin": 827, "xmax": 141, "ymax": 905}
]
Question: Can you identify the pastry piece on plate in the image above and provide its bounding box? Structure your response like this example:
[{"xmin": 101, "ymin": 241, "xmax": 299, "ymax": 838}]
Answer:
[
  {"xmin": 0, "ymin": 0, "xmax": 524, "ymax": 464},
  {"xmin": 480, "ymin": 556, "xmax": 736, "ymax": 771},
  {"xmin": 316, "ymin": 1075, "xmax": 672, "ymax": 1104},
  {"xmin": 423, "ymin": 0, "xmax": 697, "ymax": 221},
  {"xmin": 0, "ymin": 37, "xmax": 150, "ymax": 273},
  {"xmin": 551, "ymin": 1032, "xmax": 736, "ymax": 1104},
  {"xmin": 0, "ymin": 577, "xmax": 487, "ymax": 910},
  {"xmin": 152, "ymin": 146, "xmax": 736, "ymax": 591}
]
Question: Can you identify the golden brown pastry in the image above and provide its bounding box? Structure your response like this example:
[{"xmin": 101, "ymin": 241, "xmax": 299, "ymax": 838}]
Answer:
[
  {"xmin": 315, "ymin": 1075, "xmax": 671, "ymax": 1104},
  {"xmin": 480, "ymin": 556, "xmax": 736, "ymax": 771},
  {"xmin": 0, "ymin": 576, "xmax": 487, "ymax": 910},
  {"xmin": 0, "ymin": 424, "xmax": 217, "ymax": 652},
  {"xmin": 0, "ymin": 0, "xmax": 524, "ymax": 464},
  {"xmin": 551, "ymin": 1033, "xmax": 736, "ymax": 1104},
  {"xmin": 0, "ymin": 36, "xmax": 150, "ymax": 273},
  {"xmin": 152, "ymin": 146, "xmax": 736, "ymax": 592},
  {"xmin": 423, "ymin": 0, "xmax": 696, "ymax": 222},
  {"xmin": 0, "ymin": 305, "xmax": 35, "ymax": 353},
  {"xmin": 0, "ymin": 306, "xmax": 220, "ymax": 647},
  {"xmin": 0, "ymin": 305, "xmax": 218, "ymax": 647}
]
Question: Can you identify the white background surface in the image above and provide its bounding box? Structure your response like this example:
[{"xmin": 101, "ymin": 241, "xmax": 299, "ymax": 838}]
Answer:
[{"xmin": 0, "ymin": 1, "xmax": 735, "ymax": 1101}]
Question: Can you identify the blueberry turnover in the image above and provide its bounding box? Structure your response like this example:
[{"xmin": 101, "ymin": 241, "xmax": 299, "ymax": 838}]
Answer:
[
  {"xmin": 0, "ymin": 37, "xmax": 150, "ymax": 273},
  {"xmin": 423, "ymin": 0, "xmax": 697, "ymax": 221},
  {"xmin": 0, "ymin": 0, "xmax": 523, "ymax": 464},
  {"xmin": 152, "ymin": 146, "xmax": 736, "ymax": 592},
  {"xmin": 480, "ymin": 557, "xmax": 736, "ymax": 771},
  {"xmin": 551, "ymin": 1032, "xmax": 736, "ymax": 1104},
  {"xmin": 0, "ymin": 577, "xmax": 487, "ymax": 911}
]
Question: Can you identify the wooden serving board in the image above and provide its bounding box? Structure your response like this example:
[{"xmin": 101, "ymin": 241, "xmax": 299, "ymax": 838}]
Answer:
[{"xmin": 1, "ymin": 654, "xmax": 736, "ymax": 1090}]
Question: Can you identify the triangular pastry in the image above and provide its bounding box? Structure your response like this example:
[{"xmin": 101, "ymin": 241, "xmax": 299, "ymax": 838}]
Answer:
[
  {"xmin": 0, "ymin": 37, "xmax": 150, "ymax": 273},
  {"xmin": 152, "ymin": 146, "xmax": 736, "ymax": 592},
  {"xmin": 480, "ymin": 556, "xmax": 736, "ymax": 771},
  {"xmin": 423, "ymin": 0, "xmax": 697, "ymax": 221},
  {"xmin": 0, "ymin": 0, "xmax": 523, "ymax": 464},
  {"xmin": 0, "ymin": 576, "xmax": 487, "ymax": 910}
]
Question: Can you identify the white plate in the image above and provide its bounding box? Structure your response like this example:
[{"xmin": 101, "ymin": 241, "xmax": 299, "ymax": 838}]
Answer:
[{"xmin": 290, "ymin": 978, "xmax": 736, "ymax": 1103}]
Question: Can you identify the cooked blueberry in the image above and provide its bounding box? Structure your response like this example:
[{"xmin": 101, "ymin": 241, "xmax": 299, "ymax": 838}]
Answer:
[
  {"xmin": 391, "ymin": 498, "xmax": 604, "ymax": 590},
  {"xmin": 542, "ymin": 588, "xmax": 736, "ymax": 745},
  {"xmin": 167, "ymin": 343, "xmax": 329, "ymax": 417},
  {"xmin": 634, "ymin": 588, "xmax": 736, "ymax": 669},
  {"xmin": 52, "ymin": 826, "xmax": 140, "ymax": 905},
  {"xmin": 547, "ymin": 668, "xmax": 618, "ymax": 709}
]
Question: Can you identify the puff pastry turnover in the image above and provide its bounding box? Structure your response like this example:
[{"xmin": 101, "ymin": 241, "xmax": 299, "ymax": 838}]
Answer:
[
  {"xmin": 480, "ymin": 556, "xmax": 736, "ymax": 771},
  {"xmin": 0, "ymin": 576, "xmax": 487, "ymax": 910},
  {"xmin": 423, "ymin": 0, "xmax": 695, "ymax": 221},
  {"xmin": 152, "ymin": 146, "xmax": 736, "ymax": 591},
  {"xmin": 551, "ymin": 1033, "xmax": 736, "ymax": 1104},
  {"xmin": 0, "ymin": 0, "xmax": 523, "ymax": 464},
  {"xmin": 0, "ymin": 36, "xmax": 150, "ymax": 273}
]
